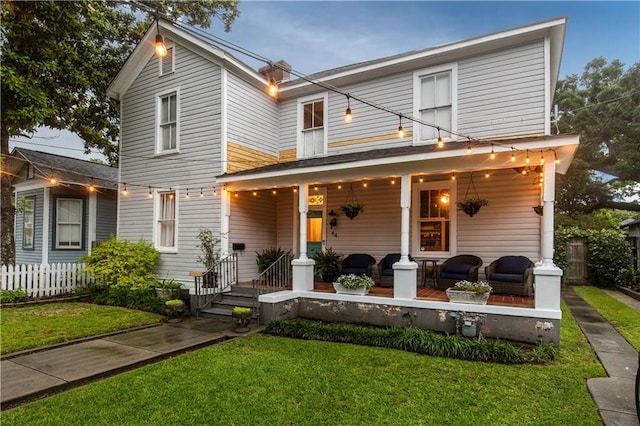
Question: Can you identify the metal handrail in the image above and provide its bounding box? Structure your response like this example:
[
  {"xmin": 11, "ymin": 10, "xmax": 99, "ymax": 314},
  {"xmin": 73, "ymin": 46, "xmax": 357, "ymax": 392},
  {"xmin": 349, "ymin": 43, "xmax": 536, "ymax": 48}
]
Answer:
[
  {"xmin": 192, "ymin": 252, "xmax": 238, "ymax": 318},
  {"xmin": 252, "ymin": 253, "xmax": 293, "ymax": 319}
]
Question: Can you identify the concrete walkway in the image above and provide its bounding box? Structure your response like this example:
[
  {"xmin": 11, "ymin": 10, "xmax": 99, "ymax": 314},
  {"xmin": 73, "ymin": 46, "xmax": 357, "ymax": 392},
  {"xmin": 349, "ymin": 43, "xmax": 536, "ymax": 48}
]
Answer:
[
  {"xmin": 1, "ymin": 318, "xmax": 262, "ymax": 411},
  {"xmin": 562, "ymin": 287, "xmax": 639, "ymax": 425}
]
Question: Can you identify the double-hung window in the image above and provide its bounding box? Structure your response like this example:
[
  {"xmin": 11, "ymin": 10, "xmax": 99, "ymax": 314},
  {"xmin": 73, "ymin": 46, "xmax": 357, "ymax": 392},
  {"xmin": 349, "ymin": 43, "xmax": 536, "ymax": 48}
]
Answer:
[
  {"xmin": 56, "ymin": 198, "xmax": 83, "ymax": 249},
  {"xmin": 412, "ymin": 181, "xmax": 455, "ymax": 255},
  {"xmin": 156, "ymin": 191, "xmax": 177, "ymax": 250},
  {"xmin": 157, "ymin": 90, "xmax": 179, "ymax": 153},
  {"xmin": 23, "ymin": 197, "xmax": 35, "ymax": 250},
  {"xmin": 298, "ymin": 93, "xmax": 328, "ymax": 158},
  {"xmin": 414, "ymin": 64, "xmax": 457, "ymax": 143}
]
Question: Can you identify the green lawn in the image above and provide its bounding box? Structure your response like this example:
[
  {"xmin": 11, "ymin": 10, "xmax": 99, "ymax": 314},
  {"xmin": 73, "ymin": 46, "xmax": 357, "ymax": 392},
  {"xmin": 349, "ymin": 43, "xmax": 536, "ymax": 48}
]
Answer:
[
  {"xmin": 0, "ymin": 302, "xmax": 164, "ymax": 354},
  {"xmin": 1, "ymin": 301, "xmax": 605, "ymax": 425},
  {"xmin": 572, "ymin": 285, "xmax": 640, "ymax": 351}
]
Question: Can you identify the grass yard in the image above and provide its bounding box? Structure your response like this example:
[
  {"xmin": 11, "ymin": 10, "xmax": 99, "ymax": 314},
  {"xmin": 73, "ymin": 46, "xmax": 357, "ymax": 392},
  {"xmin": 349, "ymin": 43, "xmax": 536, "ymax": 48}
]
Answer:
[
  {"xmin": 0, "ymin": 302, "xmax": 163, "ymax": 354},
  {"xmin": 572, "ymin": 285, "xmax": 640, "ymax": 351},
  {"xmin": 1, "ymin": 301, "xmax": 605, "ymax": 425}
]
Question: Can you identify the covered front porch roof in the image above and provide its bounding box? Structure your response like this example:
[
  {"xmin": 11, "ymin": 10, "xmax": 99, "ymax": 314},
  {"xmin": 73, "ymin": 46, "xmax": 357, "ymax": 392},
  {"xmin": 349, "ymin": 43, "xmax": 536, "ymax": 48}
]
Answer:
[{"xmin": 217, "ymin": 134, "xmax": 579, "ymax": 191}]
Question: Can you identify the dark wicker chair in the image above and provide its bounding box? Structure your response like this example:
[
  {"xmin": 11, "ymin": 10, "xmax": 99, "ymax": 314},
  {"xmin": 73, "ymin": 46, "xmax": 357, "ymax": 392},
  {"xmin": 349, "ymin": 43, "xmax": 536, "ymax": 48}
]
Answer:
[
  {"xmin": 435, "ymin": 255, "xmax": 483, "ymax": 290},
  {"xmin": 485, "ymin": 256, "xmax": 534, "ymax": 296},
  {"xmin": 377, "ymin": 253, "xmax": 415, "ymax": 287},
  {"xmin": 341, "ymin": 254, "xmax": 376, "ymax": 277}
]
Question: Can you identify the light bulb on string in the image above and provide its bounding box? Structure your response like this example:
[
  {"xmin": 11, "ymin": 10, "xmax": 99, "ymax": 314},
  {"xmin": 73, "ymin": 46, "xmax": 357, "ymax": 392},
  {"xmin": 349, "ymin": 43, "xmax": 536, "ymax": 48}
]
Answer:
[
  {"xmin": 485, "ymin": 170, "xmax": 490, "ymax": 178},
  {"xmin": 200, "ymin": 188, "xmax": 204, "ymax": 197},
  {"xmin": 122, "ymin": 183, "xmax": 128, "ymax": 196},
  {"xmin": 88, "ymin": 178, "xmax": 95, "ymax": 192},
  {"xmin": 451, "ymin": 172, "xmax": 456, "ymax": 181},
  {"xmin": 540, "ymin": 151, "xmax": 545, "ymax": 164},
  {"xmin": 525, "ymin": 149, "xmax": 530, "ymax": 163},
  {"xmin": 511, "ymin": 148, "xmax": 516, "ymax": 162},
  {"xmin": 436, "ymin": 128, "xmax": 444, "ymax": 148},
  {"xmin": 397, "ymin": 115, "xmax": 404, "ymax": 138},
  {"xmin": 490, "ymin": 144, "xmax": 496, "ymax": 160},
  {"xmin": 344, "ymin": 95, "xmax": 352, "ymax": 123},
  {"xmin": 148, "ymin": 186, "xmax": 153, "ymax": 198},
  {"xmin": 154, "ymin": 20, "xmax": 167, "ymax": 57},
  {"xmin": 268, "ymin": 78, "xmax": 278, "ymax": 97}
]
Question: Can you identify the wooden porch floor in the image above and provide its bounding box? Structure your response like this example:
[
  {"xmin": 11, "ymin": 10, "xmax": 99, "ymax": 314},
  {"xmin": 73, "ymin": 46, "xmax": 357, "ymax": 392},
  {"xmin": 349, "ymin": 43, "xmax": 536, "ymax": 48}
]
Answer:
[{"xmin": 243, "ymin": 281, "xmax": 534, "ymax": 308}]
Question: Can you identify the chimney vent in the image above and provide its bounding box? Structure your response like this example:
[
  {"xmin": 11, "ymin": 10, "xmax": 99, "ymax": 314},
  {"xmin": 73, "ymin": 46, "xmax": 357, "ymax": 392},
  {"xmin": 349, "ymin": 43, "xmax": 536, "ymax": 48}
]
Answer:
[{"xmin": 259, "ymin": 60, "xmax": 291, "ymax": 83}]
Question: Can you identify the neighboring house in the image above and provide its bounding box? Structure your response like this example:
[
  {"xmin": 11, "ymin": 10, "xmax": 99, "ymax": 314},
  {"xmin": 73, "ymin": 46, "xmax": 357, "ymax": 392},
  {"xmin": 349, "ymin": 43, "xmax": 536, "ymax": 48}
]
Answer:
[
  {"xmin": 7, "ymin": 148, "xmax": 118, "ymax": 264},
  {"xmin": 621, "ymin": 216, "xmax": 640, "ymax": 269},
  {"xmin": 108, "ymin": 17, "xmax": 579, "ymax": 343}
]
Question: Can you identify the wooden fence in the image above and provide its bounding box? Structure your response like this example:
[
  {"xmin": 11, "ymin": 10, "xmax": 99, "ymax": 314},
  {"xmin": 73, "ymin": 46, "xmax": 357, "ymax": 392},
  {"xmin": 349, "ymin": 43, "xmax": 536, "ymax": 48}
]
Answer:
[{"xmin": 1, "ymin": 263, "xmax": 94, "ymax": 298}]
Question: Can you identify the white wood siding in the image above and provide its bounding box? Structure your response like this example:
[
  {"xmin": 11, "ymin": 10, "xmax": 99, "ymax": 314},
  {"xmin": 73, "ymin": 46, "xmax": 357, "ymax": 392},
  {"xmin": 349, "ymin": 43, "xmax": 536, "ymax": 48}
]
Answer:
[
  {"xmin": 458, "ymin": 41, "xmax": 545, "ymax": 138},
  {"xmin": 118, "ymin": 41, "xmax": 223, "ymax": 285},
  {"xmin": 227, "ymin": 73, "xmax": 279, "ymax": 158}
]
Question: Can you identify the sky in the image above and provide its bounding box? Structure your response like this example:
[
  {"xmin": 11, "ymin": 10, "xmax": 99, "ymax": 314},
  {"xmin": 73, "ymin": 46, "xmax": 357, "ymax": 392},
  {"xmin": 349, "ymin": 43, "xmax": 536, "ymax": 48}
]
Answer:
[{"xmin": 9, "ymin": 1, "xmax": 639, "ymax": 161}]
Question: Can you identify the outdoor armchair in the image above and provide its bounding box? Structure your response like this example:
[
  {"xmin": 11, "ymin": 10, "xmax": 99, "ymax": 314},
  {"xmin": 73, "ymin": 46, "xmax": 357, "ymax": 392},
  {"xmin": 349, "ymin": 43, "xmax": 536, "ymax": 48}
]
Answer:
[
  {"xmin": 435, "ymin": 255, "xmax": 483, "ymax": 290},
  {"xmin": 484, "ymin": 256, "xmax": 535, "ymax": 296},
  {"xmin": 341, "ymin": 253, "xmax": 376, "ymax": 277}
]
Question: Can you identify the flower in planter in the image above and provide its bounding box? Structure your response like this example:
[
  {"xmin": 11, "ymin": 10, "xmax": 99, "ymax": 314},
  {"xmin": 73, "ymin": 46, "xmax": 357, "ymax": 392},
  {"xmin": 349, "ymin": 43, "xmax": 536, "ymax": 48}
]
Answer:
[
  {"xmin": 232, "ymin": 306, "xmax": 252, "ymax": 315},
  {"xmin": 452, "ymin": 280, "xmax": 492, "ymax": 294},
  {"xmin": 335, "ymin": 274, "xmax": 375, "ymax": 289},
  {"xmin": 456, "ymin": 197, "xmax": 489, "ymax": 217}
]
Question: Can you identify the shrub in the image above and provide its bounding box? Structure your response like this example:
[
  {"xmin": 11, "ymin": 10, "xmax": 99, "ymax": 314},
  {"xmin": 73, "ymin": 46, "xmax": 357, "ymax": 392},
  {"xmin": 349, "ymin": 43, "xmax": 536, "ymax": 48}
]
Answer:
[
  {"xmin": 618, "ymin": 268, "xmax": 640, "ymax": 292},
  {"xmin": 155, "ymin": 278, "xmax": 182, "ymax": 290},
  {"xmin": 81, "ymin": 236, "xmax": 159, "ymax": 290},
  {"xmin": 0, "ymin": 288, "xmax": 29, "ymax": 304},
  {"xmin": 93, "ymin": 287, "xmax": 165, "ymax": 314},
  {"xmin": 264, "ymin": 319, "xmax": 557, "ymax": 364},
  {"xmin": 554, "ymin": 226, "xmax": 632, "ymax": 287},
  {"xmin": 256, "ymin": 247, "xmax": 291, "ymax": 272}
]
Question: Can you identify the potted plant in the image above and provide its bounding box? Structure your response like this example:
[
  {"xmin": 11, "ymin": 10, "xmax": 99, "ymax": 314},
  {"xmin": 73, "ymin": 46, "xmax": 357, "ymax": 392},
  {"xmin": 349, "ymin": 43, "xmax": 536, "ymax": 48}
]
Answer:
[
  {"xmin": 456, "ymin": 197, "xmax": 488, "ymax": 217},
  {"xmin": 311, "ymin": 248, "xmax": 342, "ymax": 283},
  {"xmin": 154, "ymin": 278, "xmax": 182, "ymax": 299},
  {"xmin": 339, "ymin": 202, "xmax": 365, "ymax": 220},
  {"xmin": 165, "ymin": 299, "xmax": 185, "ymax": 322},
  {"xmin": 333, "ymin": 274, "xmax": 375, "ymax": 295},
  {"xmin": 446, "ymin": 280, "xmax": 492, "ymax": 305},
  {"xmin": 197, "ymin": 228, "xmax": 220, "ymax": 287},
  {"xmin": 231, "ymin": 306, "xmax": 252, "ymax": 332}
]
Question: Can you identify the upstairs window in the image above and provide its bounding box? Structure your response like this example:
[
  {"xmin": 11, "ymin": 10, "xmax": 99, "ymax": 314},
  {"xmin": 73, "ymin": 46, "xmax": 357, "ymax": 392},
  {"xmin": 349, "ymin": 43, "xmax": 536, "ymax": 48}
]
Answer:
[
  {"xmin": 298, "ymin": 93, "xmax": 328, "ymax": 158},
  {"xmin": 23, "ymin": 197, "xmax": 35, "ymax": 250},
  {"xmin": 156, "ymin": 191, "xmax": 177, "ymax": 251},
  {"xmin": 157, "ymin": 90, "xmax": 179, "ymax": 153},
  {"xmin": 414, "ymin": 64, "xmax": 457, "ymax": 143},
  {"xmin": 159, "ymin": 42, "xmax": 175, "ymax": 75},
  {"xmin": 56, "ymin": 198, "xmax": 83, "ymax": 249}
]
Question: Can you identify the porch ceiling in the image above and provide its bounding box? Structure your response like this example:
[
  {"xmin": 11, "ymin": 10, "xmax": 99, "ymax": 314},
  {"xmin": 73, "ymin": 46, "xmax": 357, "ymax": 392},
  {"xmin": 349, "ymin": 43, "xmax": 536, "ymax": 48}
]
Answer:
[{"xmin": 218, "ymin": 134, "xmax": 578, "ymax": 191}]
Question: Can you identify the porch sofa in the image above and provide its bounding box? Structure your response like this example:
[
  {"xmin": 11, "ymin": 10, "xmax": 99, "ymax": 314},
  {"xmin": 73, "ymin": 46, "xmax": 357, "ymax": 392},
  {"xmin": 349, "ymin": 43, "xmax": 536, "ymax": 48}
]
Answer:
[
  {"xmin": 341, "ymin": 254, "xmax": 376, "ymax": 277},
  {"xmin": 435, "ymin": 255, "xmax": 483, "ymax": 290},
  {"xmin": 485, "ymin": 256, "xmax": 535, "ymax": 296}
]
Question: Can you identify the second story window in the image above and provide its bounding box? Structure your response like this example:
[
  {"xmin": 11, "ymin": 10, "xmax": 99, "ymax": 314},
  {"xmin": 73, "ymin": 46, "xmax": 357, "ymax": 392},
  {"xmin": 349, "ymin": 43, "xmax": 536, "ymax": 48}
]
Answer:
[
  {"xmin": 159, "ymin": 42, "xmax": 174, "ymax": 75},
  {"xmin": 298, "ymin": 93, "xmax": 328, "ymax": 158},
  {"xmin": 157, "ymin": 90, "xmax": 179, "ymax": 154},
  {"xmin": 415, "ymin": 64, "xmax": 457, "ymax": 143}
]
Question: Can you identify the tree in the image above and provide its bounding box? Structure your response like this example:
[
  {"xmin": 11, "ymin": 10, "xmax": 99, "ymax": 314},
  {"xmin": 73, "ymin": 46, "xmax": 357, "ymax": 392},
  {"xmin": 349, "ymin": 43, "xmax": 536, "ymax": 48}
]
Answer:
[
  {"xmin": 554, "ymin": 58, "xmax": 640, "ymax": 215},
  {"xmin": 0, "ymin": 1, "xmax": 239, "ymax": 265}
]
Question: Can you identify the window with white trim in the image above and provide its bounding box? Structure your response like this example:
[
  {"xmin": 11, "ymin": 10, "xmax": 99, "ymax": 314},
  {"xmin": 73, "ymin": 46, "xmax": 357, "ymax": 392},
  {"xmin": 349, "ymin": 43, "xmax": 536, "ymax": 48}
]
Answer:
[
  {"xmin": 157, "ymin": 90, "xmax": 179, "ymax": 153},
  {"xmin": 298, "ymin": 94, "xmax": 328, "ymax": 158},
  {"xmin": 414, "ymin": 64, "xmax": 457, "ymax": 143},
  {"xmin": 412, "ymin": 181, "xmax": 455, "ymax": 255},
  {"xmin": 159, "ymin": 42, "xmax": 174, "ymax": 75},
  {"xmin": 23, "ymin": 197, "xmax": 35, "ymax": 250},
  {"xmin": 56, "ymin": 198, "xmax": 83, "ymax": 249},
  {"xmin": 156, "ymin": 191, "xmax": 176, "ymax": 250}
]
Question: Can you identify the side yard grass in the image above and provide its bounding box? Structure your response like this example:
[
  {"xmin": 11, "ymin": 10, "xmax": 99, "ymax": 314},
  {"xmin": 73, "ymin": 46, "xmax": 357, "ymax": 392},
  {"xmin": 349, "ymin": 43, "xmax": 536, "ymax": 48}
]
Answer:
[
  {"xmin": 1, "ymin": 301, "xmax": 605, "ymax": 425},
  {"xmin": 572, "ymin": 285, "xmax": 640, "ymax": 351},
  {"xmin": 0, "ymin": 302, "xmax": 164, "ymax": 354}
]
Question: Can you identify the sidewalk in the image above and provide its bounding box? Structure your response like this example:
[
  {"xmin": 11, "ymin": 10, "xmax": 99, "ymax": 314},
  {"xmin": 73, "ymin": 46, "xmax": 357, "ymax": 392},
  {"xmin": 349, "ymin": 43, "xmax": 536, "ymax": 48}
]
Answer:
[
  {"xmin": 1, "ymin": 317, "xmax": 263, "ymax": 411},
  {"xmin": 562, "ymin": 286, "xmax": 639, "ymax": 426}
]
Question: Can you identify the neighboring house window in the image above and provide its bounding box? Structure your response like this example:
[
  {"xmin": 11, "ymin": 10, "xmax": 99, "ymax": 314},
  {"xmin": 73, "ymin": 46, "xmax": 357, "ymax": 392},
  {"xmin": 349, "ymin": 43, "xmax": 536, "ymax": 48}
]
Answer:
[
  {"xmin": 23, "ymin": 197, "xmax": 35, "ymax": 250},
  {"xmin": 156, "ymin": 90, "xmax": 179, "ymax": 154},
  {"xmin": 412, "ymin": 181, "xmax": 455, "ymax": 255},
  {"xmin": 298, "ymin": 93, "xmax": 328, "ymax": 158},
  {"xmin": 414, "ymin": 64, "xmax": 457, "ymax": 143},
  {"xmin": 56, "ymin": 198, "xmax": 83, "ymax": 249},
  {"xmin": 159, "ymin": 42, "xmax": 175, "ymax": 75},
  {"xmin": 156, "ymin": 191, "xmax": 177, "ymax": 250}
]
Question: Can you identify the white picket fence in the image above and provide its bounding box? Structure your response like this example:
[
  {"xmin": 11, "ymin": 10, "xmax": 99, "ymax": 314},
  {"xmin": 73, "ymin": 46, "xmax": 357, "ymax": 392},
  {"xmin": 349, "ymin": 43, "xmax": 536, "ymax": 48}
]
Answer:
[{"xmin": 1, "ymin": 263, "xmax": 94, "ymax": 298}]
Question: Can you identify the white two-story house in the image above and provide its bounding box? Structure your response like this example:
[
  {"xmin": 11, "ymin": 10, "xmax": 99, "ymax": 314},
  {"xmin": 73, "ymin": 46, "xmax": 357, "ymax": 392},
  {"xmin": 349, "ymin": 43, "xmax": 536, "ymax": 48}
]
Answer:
[{"xmin": 108, "ymin": 17, "xmax": 578, "ymax": 344}]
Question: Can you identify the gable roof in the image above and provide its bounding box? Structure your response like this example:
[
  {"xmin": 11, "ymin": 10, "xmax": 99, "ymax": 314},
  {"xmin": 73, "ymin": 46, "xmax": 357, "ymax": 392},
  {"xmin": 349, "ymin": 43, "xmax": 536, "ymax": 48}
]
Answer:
[{"xmin": 9, "ymin": 148, "xmax": 118, "ymax": 189}]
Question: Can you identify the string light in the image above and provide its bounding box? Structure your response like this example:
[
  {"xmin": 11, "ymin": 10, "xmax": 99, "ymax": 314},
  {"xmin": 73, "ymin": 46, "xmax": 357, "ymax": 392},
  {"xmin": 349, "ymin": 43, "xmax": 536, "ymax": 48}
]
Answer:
[
  {"xmin": 292, "ymin": 188, "xmax": 297, "ymax": 193},
  {"xmin": 485, "ymin": 170, "xmax": 490, "ymax": 178},
  {"xmin": 511, "ymin": 148, "xmax": 516, "ymax": 162},
  {"xmin": 185, "ymin": 188, "xmax": 190, "ymax": 198},
  {"xmin": 122, "ymin": 183, "xmax": 128, "ymax": 196},
  {"xmin": 490, "ymin": 144, "xmax": 496, "ymax": 160},
  {"xmin": 272, "ymin": 189, "xmax": 277, "ymax": 195},
  {"xmin": 252, "ymin": 191, "xmax": 257, "ymax": 196},
  {"xmin": 362, "ymin": 182, "xmax": 368, "ymax": 188},
  {"xmin": 540, "ymin": 151, "xmax": 545, "ymax": 165},
  {"xmin": 436, "ymin": 128, "xmax": 444, "ymax": 148},
  {"xmin": 154, "ymin": 20, "xmax": 167, "ymax": 57},
  {"xmin": 525, "ymin": 149, "xmax": 530, "ymax": 163},
  {"xmin": 50, "ymin": 177, "xmax": 57, "ymax": 185},
  {"xmin": 88, "ymin": 178, "xmax": 95, "ymax": 192},
  {"xmin": 466, "ymin": 144, "xmax": 472, "ymax": 155},
  {"xmin": 554, "ymin": 150, "xmax": 560, "ymax": 164},
  {"xmin": 344, "ymin": 95, "xmax": 352, "ymax": 124},
  {"xmin": 148, "ymin": 186, "xmax": 153, "ymax": 198},
  {"xmin": 200, "ymin": 187, "xmax": 204, "ymax": 197},
  {"xmin": 390, "ymin": 179, "xmax": 396, "ymax": 185},
  {"xmin": 397, "ymin": 116, "xmax": 404, "ymax": 138},
  {"xmin": 268, "ymin": 78, "xmax": 278, "ymax": 97},
  {"xmin": 419, "ymin": 177, "xmax": 424, "ymax": 183},
  {"xmin": 213, "ymin": 187, "xmax": 217, "ymax": 196},
  {"xmin": 337, "ymin": 184, "xmax": 342, "ymax": 190},
  {"xmin": 451, "ymin": 172, "xmax": 456, "ymax": 181}
]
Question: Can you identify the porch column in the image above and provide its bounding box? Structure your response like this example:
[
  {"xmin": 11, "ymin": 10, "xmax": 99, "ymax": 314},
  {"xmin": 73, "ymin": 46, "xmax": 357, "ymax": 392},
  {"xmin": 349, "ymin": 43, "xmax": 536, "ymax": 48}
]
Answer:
[
  {"xmin": 220, "ymin": 187, "xmax": 230, "ymax": 256},
  {"xmin": 292, "ymin": 183, "xmax": 314, "ymax": 291},
  {"xmin": 534, "ymin": 151, "xmax": 563, "ymax": 313},
  {"xmin": 394, "ymin": 174, "xmax": 418, "ymax": 299}
]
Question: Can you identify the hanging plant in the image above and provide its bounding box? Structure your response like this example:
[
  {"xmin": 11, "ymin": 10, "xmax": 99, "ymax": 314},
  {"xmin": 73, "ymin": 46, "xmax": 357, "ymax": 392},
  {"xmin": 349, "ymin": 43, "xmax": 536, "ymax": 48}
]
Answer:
[
  {"xmin": 340, "ymin": 184, "xmax": 364, "ymax": 220},
  {"xmin": 457, "ymin": 172, "xmax": 488, "ymax": 217}
]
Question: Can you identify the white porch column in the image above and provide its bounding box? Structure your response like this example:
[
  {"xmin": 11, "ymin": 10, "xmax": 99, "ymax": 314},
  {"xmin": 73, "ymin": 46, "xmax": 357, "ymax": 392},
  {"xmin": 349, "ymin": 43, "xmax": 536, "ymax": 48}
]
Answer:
[
  {"xmin": 534, "ymin": 151, "xmax": 563, "ymax": 312},
  {"xmin": 220, "ymin": 188, "xmax": 231, "ymax": 256},
  {"xmin": 394, "ymin": 174, "xmax": 418, "ymax": 299},
  {"xmin": 292, "ymin": 183, "xmax": 314, "ymax": 291}
]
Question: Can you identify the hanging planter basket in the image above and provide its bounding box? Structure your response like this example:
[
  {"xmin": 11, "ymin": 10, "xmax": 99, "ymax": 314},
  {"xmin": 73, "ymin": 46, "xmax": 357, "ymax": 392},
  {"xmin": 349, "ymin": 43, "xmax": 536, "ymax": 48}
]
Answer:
[
  {"xmin": 340, "ymin": 184, "xmax": 365, "ymax": 220},
  {"xmin": 456, "ymin": 172, "xmax": 488, "ymax": 217}
]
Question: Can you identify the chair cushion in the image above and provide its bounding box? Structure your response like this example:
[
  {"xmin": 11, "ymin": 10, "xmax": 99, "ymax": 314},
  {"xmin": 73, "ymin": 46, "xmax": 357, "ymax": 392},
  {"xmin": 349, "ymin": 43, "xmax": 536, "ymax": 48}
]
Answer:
[
  {"xmin": 496, "ymin": 256, "xmax": 530, "ymax": 275},
  {"xmin": 381, "ymin": 268, "xmax": 394, "ymax": 277},
  {"xmin": 443, "ymin": 263, "xmax": 472, "ymax": 274},
  {"xmin": 490, "ymin": 273, "xmax": 525, "ymax": 283},
  {"xmin": 384, "ymin": 254, "xmax": 401, "ymax": 269},
  {"xmin": 440, "ymin": 271, "xmax": 469, "ymax": 280},
  {"xmin": 345, "ymin": 254, "xmax": 375, "ymax": 268}
]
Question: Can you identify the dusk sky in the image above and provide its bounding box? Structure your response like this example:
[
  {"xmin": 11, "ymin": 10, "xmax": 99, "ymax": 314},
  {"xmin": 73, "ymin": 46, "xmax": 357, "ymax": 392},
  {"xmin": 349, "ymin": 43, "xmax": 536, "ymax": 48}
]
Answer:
[{"xmin": 10, "ymin": 1, "xmax": 639, "ymax": 160}]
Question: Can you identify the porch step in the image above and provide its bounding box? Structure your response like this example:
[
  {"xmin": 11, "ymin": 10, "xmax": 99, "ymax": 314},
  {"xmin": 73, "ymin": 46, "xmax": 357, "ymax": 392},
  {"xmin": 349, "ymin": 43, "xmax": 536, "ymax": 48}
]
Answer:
[{"xmin": 197, "ymin": 285, "xmax": 256, "ymax": 321}]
